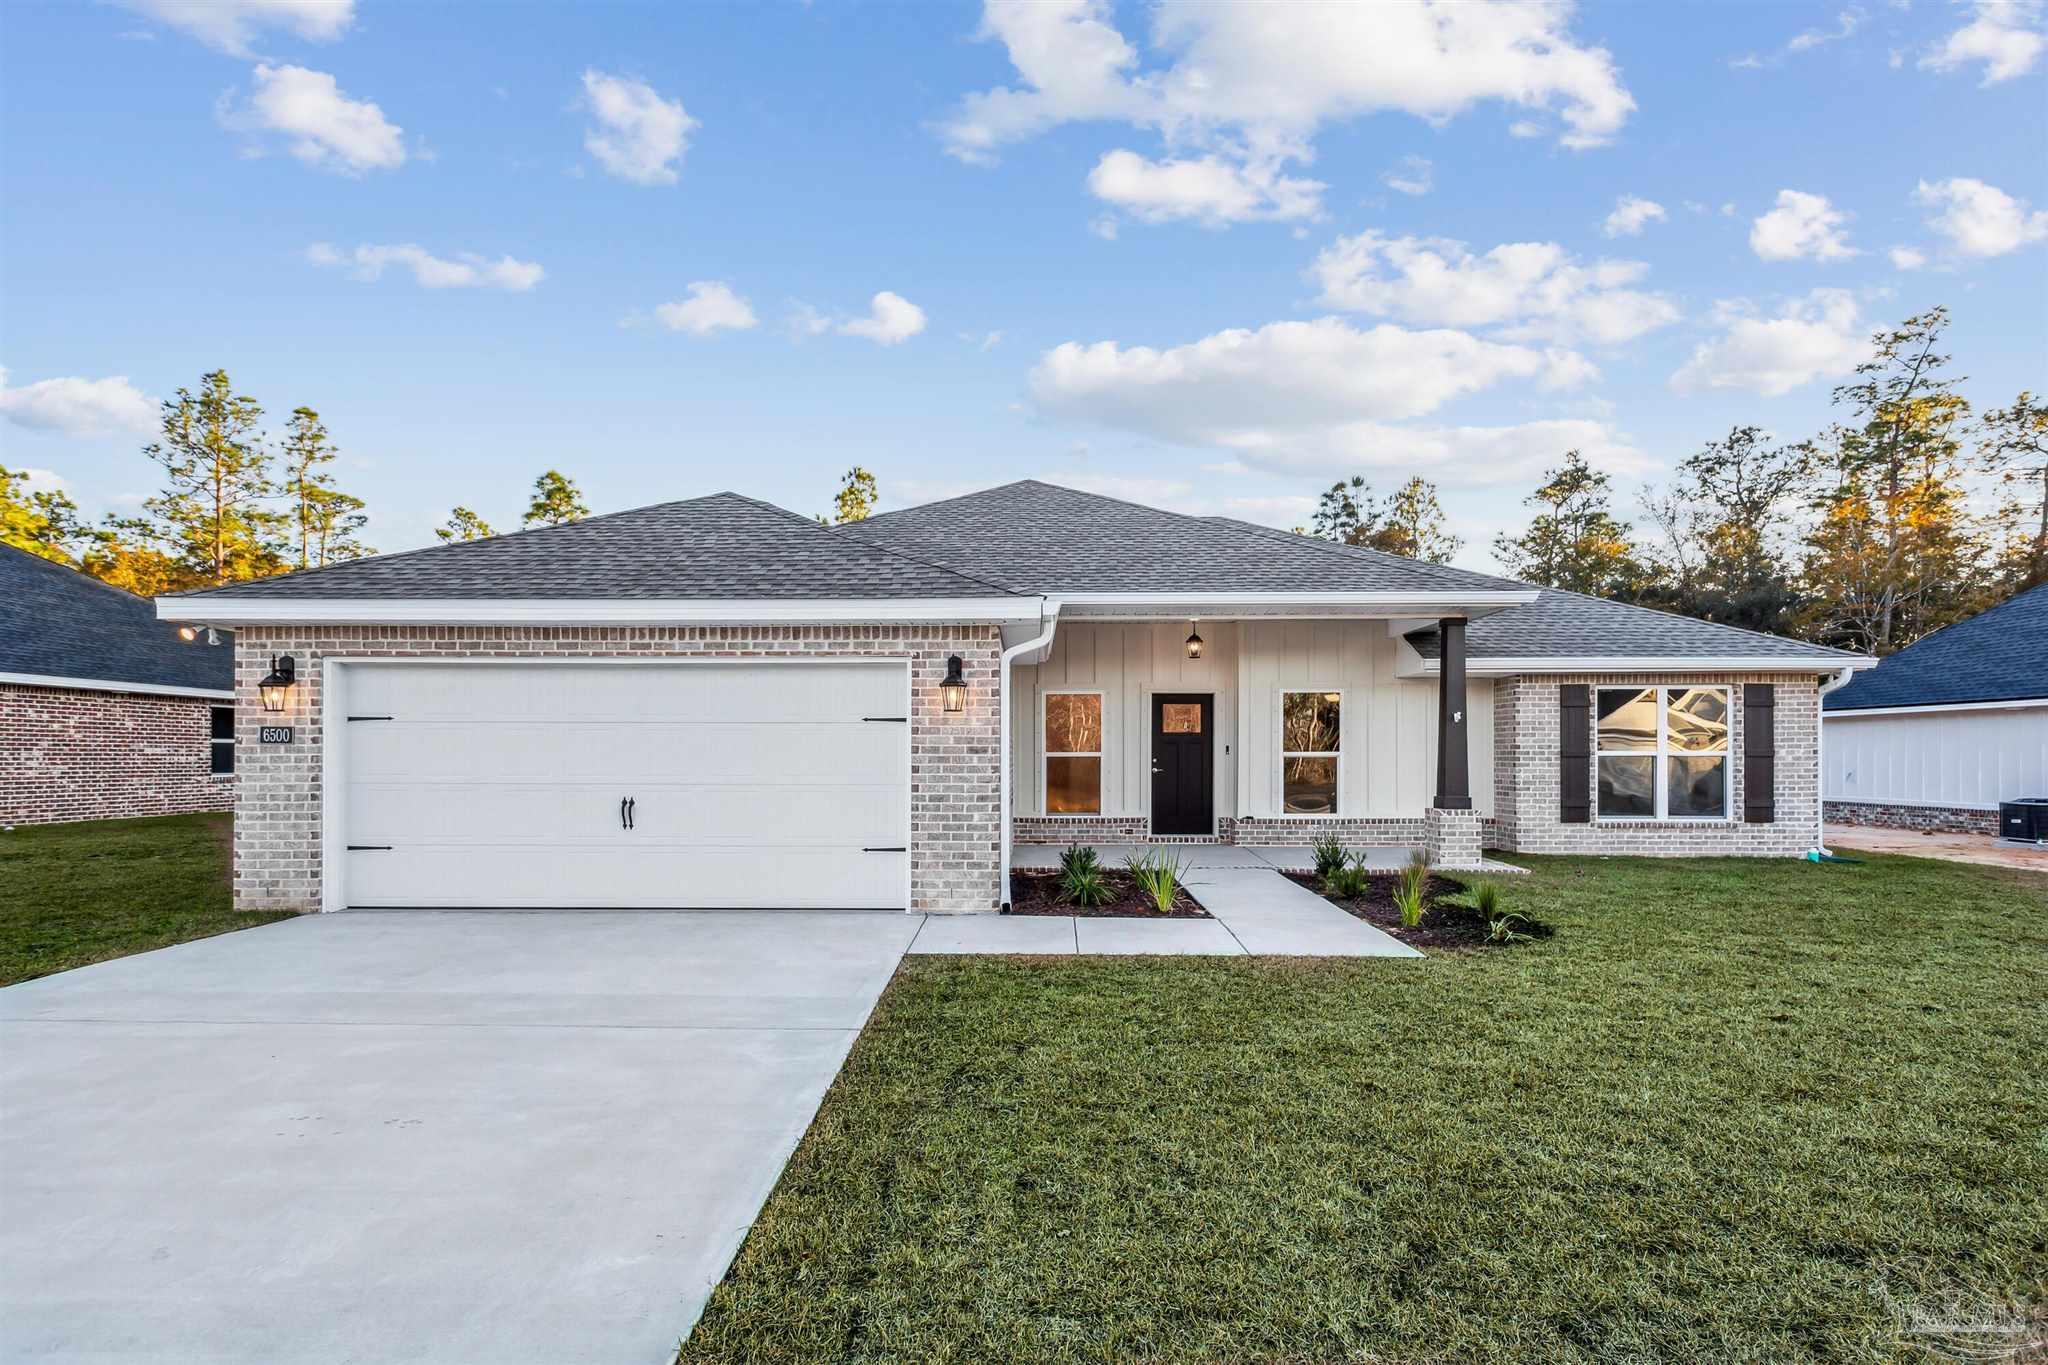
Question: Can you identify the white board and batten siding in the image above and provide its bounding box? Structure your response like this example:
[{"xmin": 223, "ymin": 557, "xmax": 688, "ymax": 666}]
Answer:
[
  {"xmin": 328, "ymin": 660, "xmax": 909, "ymax": 909},
  {"xmin": 1010, "ymin": 620, "xmax": 1492, "ymax": 821},
  {"xmin": 1825, "ymin": 702, "xmax": 2048, "ymax": 810}
]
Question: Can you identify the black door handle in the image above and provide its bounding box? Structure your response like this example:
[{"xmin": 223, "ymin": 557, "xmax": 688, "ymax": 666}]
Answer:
[
  {"xmin": 626, "ymin": 797, "xmax": 636, "ymax": 830},
  {"xmin": 620, "ymin": 797, "xmax": 628, "ymax": 831}
]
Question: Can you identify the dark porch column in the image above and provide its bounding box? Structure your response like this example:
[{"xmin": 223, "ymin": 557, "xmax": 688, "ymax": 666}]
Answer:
[{"xmin": 1433, "ymin": 617, "xmax": 1472, "ymax": 810}]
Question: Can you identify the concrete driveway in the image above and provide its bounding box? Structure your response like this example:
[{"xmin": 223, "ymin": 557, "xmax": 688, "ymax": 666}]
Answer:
[{"xmin": 0, "ymin": 910, "xmax": 919, "ymax": 1365}]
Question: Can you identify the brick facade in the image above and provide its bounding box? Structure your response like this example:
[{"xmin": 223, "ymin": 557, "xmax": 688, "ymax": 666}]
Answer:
[
  {"xmin": 230, "ymin": 625, "xmax": 1002, "ymax": 915},
  {"xmin": 1423, "ymin": 807, "xmax": 1485, "ymax": 868},
  {"xmin": 1824, "ymin": 799, "xmax": 1999, "ymax": 836},
  {"xmin": 1491, "ymin": 674, "xmax": 1820, "ymax": 856},
  {"xmin": 0, "ymin": 682, "xmax": 234, "ymax": 826}
]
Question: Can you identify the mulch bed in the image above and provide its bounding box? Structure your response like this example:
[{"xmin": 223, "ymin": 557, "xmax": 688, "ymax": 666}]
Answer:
[
  {"xmin": 1283, "ymin": 871, "xmax": 1554, "ymax": 950},
  {"xmin": 1007, "ymin": 871, "xmax": 1210, "ymax": 918}
]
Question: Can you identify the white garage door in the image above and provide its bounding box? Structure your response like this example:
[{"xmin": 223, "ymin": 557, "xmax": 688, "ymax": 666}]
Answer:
[{"xmin": 334, "ymin": 661, "xmax": 909, "ymax": 909}]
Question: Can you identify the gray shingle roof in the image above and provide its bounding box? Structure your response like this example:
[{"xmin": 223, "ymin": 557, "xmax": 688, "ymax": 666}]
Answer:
[
  {"xmin": 1, "ymin": 545, "xmax": 233, "ymax": 692},
  {"xmin": 839, "ymin": 481, "xmax": 1529, "ymax": 595},
  {"xmin": 1405, "ymin": 584, "xmax": 1867, "ymax": 663},
  {"xmin": 170, "ymin": 493, "xmax": 1014, "ymax": 601},
  {"xmin": 1825, "ymin": 582, "xmax": 2048, "ymax": 709}
]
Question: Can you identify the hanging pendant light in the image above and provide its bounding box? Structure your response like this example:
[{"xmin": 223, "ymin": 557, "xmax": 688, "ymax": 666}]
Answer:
[{"xmin": 1185, "ymin": 621, "xmax": 1204, "ymax": 660}]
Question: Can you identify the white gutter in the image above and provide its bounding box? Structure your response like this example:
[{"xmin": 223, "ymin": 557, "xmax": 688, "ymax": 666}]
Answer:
[
  {"xmin": 998, "ymin": 602, "xmax": 1061, "ymax": 909},
  {"xmin": 1047, "ymin": 590, "xmax": 1539, "ymax": 607},
  {"xmin": 0, "ymin": 671, "xmax": 234, "ymax": 701},
  {"xmin": 1824, "ymin": 697, "xmax": 2048, "ymax": 718},
  {"xmin": 1402, "ymin": 655, "xmax": 1880, "ymax": 677},
  {"xmin": 156, "ymin": 596, "xmax": 1043, "ymax": 627},
  {"xmin": 1811, "ymin": 667, "xmax": 1860, "ymax": 858}
]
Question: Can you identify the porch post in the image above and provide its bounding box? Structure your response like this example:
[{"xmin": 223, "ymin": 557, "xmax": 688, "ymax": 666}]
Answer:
[{"xmin": 1432, "ymin": 617, "xmax": 1472, "ymax": 810}]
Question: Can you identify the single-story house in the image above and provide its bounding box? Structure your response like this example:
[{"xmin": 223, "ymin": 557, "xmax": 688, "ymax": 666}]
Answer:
[
  {"xmin": 2, "ymin": 543, "xmax": 236, "ymax": 825},
  {"xmin": 1824, "ymin": 581, "xmax": 2048, "ymax": 835},
  {"xmin": 157, "ymin": 481, "xmax": 1871, "ymax": 913}
]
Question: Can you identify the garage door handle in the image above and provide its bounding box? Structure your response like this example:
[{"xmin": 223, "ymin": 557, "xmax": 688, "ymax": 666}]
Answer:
[
  {"xmin": 347, "ymin": 845, "xmax": 392, "ymax": 851},
  {"xmin": 626, "ymin": 797, "xmax": 636, "ymax": 830},
  {"xmin": 862, "ymin": 846, "xmax": 907, "ymax": 852},
  {"xmin": 862, "ymin": 716, "xmax": 908, "ymax": 722},
  {"xmin": 619, "ymin": 797, "xmax": 629, "ymax": 831}
]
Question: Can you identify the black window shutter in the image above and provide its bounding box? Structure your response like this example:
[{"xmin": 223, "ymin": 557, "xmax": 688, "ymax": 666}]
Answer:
[
  {"xmin": 1743, "ymin": 684, "xmax": 1775, "ymax": 823},
  {"xmin": 1559, "ymin": 684, "xmax": 1591, "ymax": 824}
]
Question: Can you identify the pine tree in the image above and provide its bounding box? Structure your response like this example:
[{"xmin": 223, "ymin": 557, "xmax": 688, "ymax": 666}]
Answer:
[
  {"xmin": 1369, "ymin": 477, "xmax": 1461, "ymax": 563},
  {"xmin": 1979, "ymin": 391, "xmax": 2047, "ymax": 591},
  {"xmin": 278, "ymin": 407, "xmax": 371, "ymax": 568},
  {"xmin": 1492, "ymin": 452, "xmax": 1648, "ymax": 596},
  {"xmin": 133, "ymin": 370, "xmax": 286, "ymax": 585},
  {"xmin": 830, "ymin": 467, "xmax": 877, "ymax": 524},
  {"xmin": 523, "ymin": 471, "xmax": 589, "ymax": 527},
  {"xmin": 435, "ymin": 507, "xmax": 497, "ymax": 543},
  {"xmin": 0, "ymin": 464, "xmax": 89, "ymax": 565}
]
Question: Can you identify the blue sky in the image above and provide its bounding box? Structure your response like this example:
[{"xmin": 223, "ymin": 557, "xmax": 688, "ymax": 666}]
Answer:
[{"xmin": 3, "ymin": 0, "xmax": 2044, "ymax": 569}]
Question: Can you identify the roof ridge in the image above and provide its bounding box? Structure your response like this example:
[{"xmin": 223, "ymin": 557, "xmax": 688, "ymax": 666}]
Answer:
[
  {"xmin": 724, "ymin": 491, "xmax": 1029, "ymax": 597},
  {"xmin": 857, "ymin": 478, "xmax": 1042, "ymax": 528},
  {"xmin": 1205, "ymin": 516, "xmax": 1525, "ymax": 590}
]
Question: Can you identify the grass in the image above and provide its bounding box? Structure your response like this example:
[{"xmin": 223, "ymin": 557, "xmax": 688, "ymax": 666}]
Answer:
[
  {"xmin": 0, "ymin": 813, "xmax": 292, "ymax": 986},
  {"xmin": 684, "ymin": 853, "xmax": 2048, "ymax": 1364}
]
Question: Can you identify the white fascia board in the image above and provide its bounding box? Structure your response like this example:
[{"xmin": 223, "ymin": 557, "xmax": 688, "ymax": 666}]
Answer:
[
  {"xmin": 155, "ymin": 596, "xmax": 1043, "ymax": 626},
  {"xmin": 0, "ymin": 671, "xmax": 234, "ymax": 701},
  {"xmin": 1824, "ymin": 697, "xmax": 2048, "ymax": 719},
  {"xmin": 1398, "ymin": 655, "xmax": 1880, "ymax": 678},
  {"xmin": 1048, "ymin": 590, "xmax": 1539, "ymax": 619}
]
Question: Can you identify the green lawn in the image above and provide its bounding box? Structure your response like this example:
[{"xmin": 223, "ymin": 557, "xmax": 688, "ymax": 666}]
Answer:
[
  {"xmin": 0, "ymin": 813, "xmax": 292, "ymax": 986},
  {"xmin": 685, "ymin": 853, "xmax": 2048, "ymax": 1364}
]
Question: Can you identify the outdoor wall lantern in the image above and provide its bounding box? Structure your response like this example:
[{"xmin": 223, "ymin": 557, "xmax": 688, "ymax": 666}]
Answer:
[
  {"xmin": 1185, "ymin": 622, "xmax": 1204, "ymax": 660},
  {"xmin": 258, "ymin": 655, "xmax": 297, "ymax": 713},
  {"xmin": 940, "ymin": 655, "xmax": 967, "ymax": 713}
]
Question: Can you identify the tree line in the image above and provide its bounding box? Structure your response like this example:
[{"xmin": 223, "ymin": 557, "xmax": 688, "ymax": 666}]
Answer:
[
  {"xmin": 1307, "ymin": 308, "xmax": 2043, "ymax": 656},
  {"xmin": 5, "ymin": 307, "xmax": 2040, "ymax": 656},
  {"xmin": 0, "ymin": 368, "xmax": 593, "ymax": 592}
]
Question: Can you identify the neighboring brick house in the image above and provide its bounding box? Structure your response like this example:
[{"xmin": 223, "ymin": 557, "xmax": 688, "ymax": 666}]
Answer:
[
  {"xmin": 156, "ymin": 482, "xmax": 1872, "ymax": 915},
  {"xmin": 1, "ymin": 544, "xmax": 236, "ymax": 826},
  {"xmin": 1823, "ymin": 582, "xmax": 2048, "ymax": 835}
]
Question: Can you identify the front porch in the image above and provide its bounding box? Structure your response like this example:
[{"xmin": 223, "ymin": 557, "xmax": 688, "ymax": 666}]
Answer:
[{"xmin": 1006, "ymin": 616, "xmax": 1493, "ymax": 866}]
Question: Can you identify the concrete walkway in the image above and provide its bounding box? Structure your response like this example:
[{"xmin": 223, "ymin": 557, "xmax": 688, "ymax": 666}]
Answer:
[
  {"xmin": 920, "ymin": 853, "xmax": 1423, "ymax": 958},
  {"xmin": 1012, "ymin": 843, "xmax": 1527, "ymax": 876}
]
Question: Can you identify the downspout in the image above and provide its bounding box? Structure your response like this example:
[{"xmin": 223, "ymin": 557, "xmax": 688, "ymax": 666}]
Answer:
[
  {"xmin": 1810, "ymin": 668, "xmax": 1858, "ymax": 857},
  {"xmin": 998, "ymin": 600, "xmax": 1060, "ymax": 910}
]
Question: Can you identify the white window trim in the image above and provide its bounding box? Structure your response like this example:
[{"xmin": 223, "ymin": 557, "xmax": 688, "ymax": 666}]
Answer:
[
  {"xmin": 1595, "ymin": 685, "xmax": 1732, "ymax": 823},
  {"xmin": 1277, "ymin": 688, "xmax": 1344, "ymax": 818},
  {"xmin": 1042, "ymin": 688, "xmax": 1105, "ymax": 817}
]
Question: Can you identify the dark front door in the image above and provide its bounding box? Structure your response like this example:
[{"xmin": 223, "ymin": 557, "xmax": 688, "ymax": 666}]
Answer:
[{"xmin": 1151, "ymin": 693, "xmax": 1214, "ymax": 836}]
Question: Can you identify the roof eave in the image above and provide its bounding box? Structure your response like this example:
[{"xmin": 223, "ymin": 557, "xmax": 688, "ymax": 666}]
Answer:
[
  {"xmin": 1400, "ymin": 654, "xmax": 1877, "ymax": 678},
  {"xmin": 1047, "ymin": 589, "xmax": 1539, "ymax": 620},
  {"xmin": 155, "ymin": 596, "xmax": 1045, "ymax": 627}
]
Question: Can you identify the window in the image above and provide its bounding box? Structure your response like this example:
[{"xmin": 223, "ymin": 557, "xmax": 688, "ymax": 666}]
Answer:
[
  {"xmin": 1044, "ymin": 692, "xmax": 1102, "ymax": 814},
  {"xmin": 1281, "ymin": 691, "xmax": 1341, "ymax": 814},
  {"xmin": 1596, "ymin": 686, "xmax": 1729, "ymax": 820},
  {"xmin": 1160, "ymin": 702, "xmax": 1202, "ymax": 733},
  {"xmin": 209, "ymin": 705, "xmax": 235, "ymax": 776}
]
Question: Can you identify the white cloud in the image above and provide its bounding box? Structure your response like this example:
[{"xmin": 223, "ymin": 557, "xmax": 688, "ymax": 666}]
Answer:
[
  {"xmin": 0, "ymin": 368, "xmax": 158, "ymax": 436},
  {"xmin": 580, "ymin": 71, "xmax": 695, "ymax": 186},
  {"xmin": 1914, "ymin": 176, "xmax": 2048, "ymax": 256},
  {"xmin": 960, "ymin": 330, "xmax": 1005, "ymax": 350},
  {"xmin": 1889, "ymin": 245, "xmax": 1928, "ymax": 269},
  {"xmin": 306, "ymin": 242, "xmax": 543, "ymax": 290},
  {"xmin": 1310, "ymin": 232, "xmax": 1680, "ymax": 344},
  {"xmin": 839, "ymin": 291, "xmax": 927, "ymax": 345},
  {"xmin": 939, "ymin": 0, "xmax": 1632, "ymax": 230},
  {"xmin": 1922, "ymin": 0, "xmax": 2045, "ymax": 84},
  {"xmin": 652, "ymin": 281, "xmax": 758, "ymax": 335},
  {"xmin": 113, "ymin": 0, "xmax": 353, "ymax": 56},
  {"xmin": 1602, "ymin": 194, "xmax": 1666, "ymax": 237},
  {"xmin": 229, "ymin": 64, "xmax": 404, "ymax": 174},
  {"xmin": 1224, "ymin": 417, "xmax": 1651, "ymax": 485},
  {"xmin": 1787, "ymin": 8, "xmax": 1864, "ymax": 53},
  {"xmin": 1087, "ymin": 149, "xmax": 1324, "ymax": 225},
  {"xmin": 1382, "ymin": 155, "xmax": 1433, "ymax": 196},
  {"xmin": 1507, "ymin": 119, "xmax": 1545, "ymax": 138},
  {"xmin": 1670, "ymin": 289, "xmax": 1866, "ymax": 397},
  {"xmin": 1749, "ymin": 189, "xmax": 1857, "ymax": 261},
  {"xmin": 1028, "ymin": 317, "xmax": 1600, "ymax": 486}
]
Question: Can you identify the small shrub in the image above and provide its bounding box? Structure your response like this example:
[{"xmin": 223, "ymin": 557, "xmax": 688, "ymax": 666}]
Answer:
[
  {"xmin": 1486, "ymin": 910, "xmax": 1534, "ymax": 944},
  {"xmin": 1310, "ymin": 833, "xmax": 1349, "ymax": 881},
  {"xmin": 1473, "ymin": 880, "xmax": 1501, "ymax": 919},
  {"xmin": 1326, "ymin": 857, "xmax": 1372, "ymax": 901},
  {"xmin": 1123, "ymin": 849, "xmax": 1187, "ymax": 914},
  {"xmin": 1059, "ymin": 859, "xmax": 1114, "ymax": 908},
  {"xmin": 1059, "ymin": 843, "xmax": 1101, "ymax": 878},
  {"xmin": 1392, "ymin": 874, "xmax": 1425, "ymax": 929}
]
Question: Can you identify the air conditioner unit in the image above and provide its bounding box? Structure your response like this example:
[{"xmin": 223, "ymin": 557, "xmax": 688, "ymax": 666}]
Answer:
[{"xmin": 1998, "ymin": 798, "xmax": 2048, "ymax": 844}]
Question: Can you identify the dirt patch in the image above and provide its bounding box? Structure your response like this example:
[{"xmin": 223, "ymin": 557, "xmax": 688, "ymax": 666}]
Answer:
[
  {"xmin": 1008, "ymin": 871, "xmax": 1209, "ymax": 918},
  {"xmin": 1282, "ymin": 871, "xmax": 1553, "ymax": 950}
]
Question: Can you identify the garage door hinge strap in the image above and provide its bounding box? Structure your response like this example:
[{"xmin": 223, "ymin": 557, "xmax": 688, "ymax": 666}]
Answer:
[
  {"xmin": 346, "ymin": 715, "xmax": 395, "ymax": 721},
  {"xmin": 346, "ymin": 844, "xmax": 393, "ymax": 851},
  {"xmin": 862, "ymin": 716, "xmax": 908, "ymax": 722},
  {"xmin": 862, "ymin": 846, "xmax": 907, "ymax": 852}
]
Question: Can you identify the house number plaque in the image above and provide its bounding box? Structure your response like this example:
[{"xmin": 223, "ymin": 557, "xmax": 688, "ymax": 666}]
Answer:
[{"xmin": 259, "ymin": 726, "xmax": 294, "ymax": 745}]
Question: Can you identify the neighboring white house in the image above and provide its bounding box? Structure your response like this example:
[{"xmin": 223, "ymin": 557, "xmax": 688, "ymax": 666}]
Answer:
[{"xmin": 1824, "ymin": 582, "xmax": 2048, "ymax": 835}]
